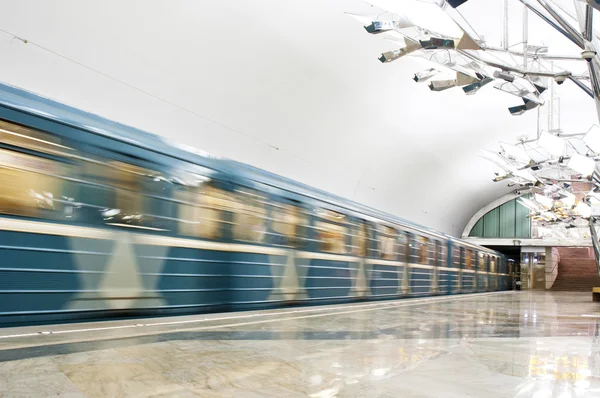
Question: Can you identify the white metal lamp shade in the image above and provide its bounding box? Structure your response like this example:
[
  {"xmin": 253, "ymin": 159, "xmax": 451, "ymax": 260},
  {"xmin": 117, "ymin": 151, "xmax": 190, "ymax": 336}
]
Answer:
[
  {"xmin": 560, "ymin": 192, "xmax": 576, "ymax": 207},
  {"xmin": 501, "ymin": 143, "xmax": 531, "ymax": 163},
  {"xmin": 538, "ymin": 131, "xmax": 565, "ymax": 157},
  {"xmin": 583, "ymin": 125, "xmax": 600, "ymax": 153},
  {"xmin": 513, "ymin": 168, "xmax": 537, "ymax": 182},
  {"xmin": 567, "ymin": 153, "xmax": 596, "ymax": 176},
  {"xmin": 534, "ymin": 194, "xmax": 553, "ymax": 209}
]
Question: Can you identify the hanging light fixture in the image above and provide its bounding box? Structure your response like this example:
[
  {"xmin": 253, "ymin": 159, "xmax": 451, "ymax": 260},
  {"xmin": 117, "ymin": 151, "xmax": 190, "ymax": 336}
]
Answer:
[
  {"xmin": 513, "ymin": 168, "xmax": 537, "ymax": 183},
  {"xmin": 501, "ymin": 143, "xmax": 531, "ymax": 163}
]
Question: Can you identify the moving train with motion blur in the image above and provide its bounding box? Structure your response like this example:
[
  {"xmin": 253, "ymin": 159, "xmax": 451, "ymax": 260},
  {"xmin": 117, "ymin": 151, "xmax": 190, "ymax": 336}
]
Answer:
[{"xmin": 0, "ymin": 82, "xmax": 513, "ymax": 326}]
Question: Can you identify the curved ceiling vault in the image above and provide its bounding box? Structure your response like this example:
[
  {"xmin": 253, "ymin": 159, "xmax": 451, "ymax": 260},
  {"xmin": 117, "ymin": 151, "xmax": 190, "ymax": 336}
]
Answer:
[{"xmin": 0, "ymin": 0, "xmax": 597, "ymax": 236}]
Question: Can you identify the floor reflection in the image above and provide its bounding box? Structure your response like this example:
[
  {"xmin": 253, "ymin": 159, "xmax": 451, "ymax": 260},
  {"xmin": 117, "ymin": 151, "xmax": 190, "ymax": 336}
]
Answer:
[{"xmin": 3, "ymin": 292, "xmax": 600, "ymax": 396}]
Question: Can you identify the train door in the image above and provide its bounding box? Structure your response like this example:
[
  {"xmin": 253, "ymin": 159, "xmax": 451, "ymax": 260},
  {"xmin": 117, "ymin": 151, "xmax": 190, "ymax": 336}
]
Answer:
[
  {"xmin": 368, "ymin": 224, "xmax": 401, "ymax": 298},
  {"xmin": 251, "ymin": 196, "xmax": 309, "ymax": 306},
  {"xmin": 475, "ymin": 252, "xmax": 484, "ymax": 292},
  {"xmin": 461, "ymin": 248, "xmax": 476, "ymax": 293},
  {"xmin": 442, "ymin": 240, "xmax": 455, "ymax": 294},
  {"xmin": 398, "ymin": 231, "xmax": 410, "ymax": 295},
  {"xmin": 222, "ymin": 184, "xmax": 270, "ymax": 309},
  {"xmin": 304, "ymin": 207, "xmax": 353, "ymax": 302},
  {"xmin": 349, "ymin": 217, "xmax": 369, "ymax": 298},
  {"xmin": 490, "ymin": 255, "xmax": 499, "ymax": 290},
  {"xmin": 409, "ymin": 234, "xmax": 434, "ymax": 296},
  {"xmin": 434, "ymin": 239, "xmax": 450, "ymax": 294},
  {"xmin": 449, "ymin": 243, "xmax": 461, "ymax": 294}
]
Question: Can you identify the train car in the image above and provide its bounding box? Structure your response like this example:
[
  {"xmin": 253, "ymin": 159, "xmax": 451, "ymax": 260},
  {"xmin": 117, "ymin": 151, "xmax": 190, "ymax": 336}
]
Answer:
[{"xmin": 0, "ymin": 82, "xmax": 512, "ymax": 326}]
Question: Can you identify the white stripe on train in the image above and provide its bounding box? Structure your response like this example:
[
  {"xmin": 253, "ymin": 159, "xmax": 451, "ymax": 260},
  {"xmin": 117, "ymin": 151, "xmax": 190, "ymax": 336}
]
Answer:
[{"xmin": 0, "ymin": 217, "xmax": 507, "ymax": 275}]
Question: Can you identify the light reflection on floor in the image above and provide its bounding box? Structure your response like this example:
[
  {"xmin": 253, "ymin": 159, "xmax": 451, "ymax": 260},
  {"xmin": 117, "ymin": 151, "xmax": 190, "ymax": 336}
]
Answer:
[{"xmin": 2, "ymin": 292, "xmax": 600, "ymax": 397}]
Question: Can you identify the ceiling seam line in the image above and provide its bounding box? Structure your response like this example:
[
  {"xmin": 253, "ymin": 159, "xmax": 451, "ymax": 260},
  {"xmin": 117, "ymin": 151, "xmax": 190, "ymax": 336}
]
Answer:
[{"xmin": 0, "ymin": 27, "xmax": 314, "ymax": 165}]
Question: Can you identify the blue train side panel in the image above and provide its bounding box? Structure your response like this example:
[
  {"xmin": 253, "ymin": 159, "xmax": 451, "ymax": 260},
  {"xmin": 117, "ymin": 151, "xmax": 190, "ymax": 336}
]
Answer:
[{"xmin": 0, "ymin": 222, "xmax": 512, "ymax": 326}]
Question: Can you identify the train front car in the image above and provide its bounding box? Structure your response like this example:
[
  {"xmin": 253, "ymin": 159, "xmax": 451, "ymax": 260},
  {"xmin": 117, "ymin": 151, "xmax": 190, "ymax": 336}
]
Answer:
[{"xmin": 0, "ymin": 84, "xmax": 235, "ymax": 325}]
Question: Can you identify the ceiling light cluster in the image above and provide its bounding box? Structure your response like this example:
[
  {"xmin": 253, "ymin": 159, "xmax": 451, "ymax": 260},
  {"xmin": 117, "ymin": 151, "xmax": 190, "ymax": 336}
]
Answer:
[
  {"xmin": 347, "ymin": 0, "xmax": 595, "ymax": 117},
  {"xmin": 484, "ymin": 125, "xmax": 600, "ymax": 228}
]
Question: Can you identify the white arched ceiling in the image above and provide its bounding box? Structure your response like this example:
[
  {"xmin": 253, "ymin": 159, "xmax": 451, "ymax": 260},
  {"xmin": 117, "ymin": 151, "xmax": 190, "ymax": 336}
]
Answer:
[{"xmin": 0, "ymin": 0, "xmax": 597, "ymax": 236}]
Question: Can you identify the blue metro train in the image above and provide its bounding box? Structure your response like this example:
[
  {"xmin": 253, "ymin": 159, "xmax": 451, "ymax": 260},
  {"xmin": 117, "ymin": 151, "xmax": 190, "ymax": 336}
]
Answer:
[{"xmin": 0, "ymin": 82, "xmax": 512, "ymax": 326}]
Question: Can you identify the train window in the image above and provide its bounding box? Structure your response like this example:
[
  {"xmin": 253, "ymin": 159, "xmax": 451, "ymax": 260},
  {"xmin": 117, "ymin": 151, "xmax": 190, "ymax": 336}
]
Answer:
[
  {"xmin": 0, "ymin": 148, "xmax": 66, "ymax": 219},
  {"xmin": 143, "ymin": 173, "xmax": 176, "ymax": 231},
  {"xmin": 106, "ymin": 161, "xmax": 145, "ymax": 216},
  {"xmin": 0, "ymin": 119, "xmax": 72, "ymax": 156},
  {"xmin": 436, "ymin": 241, "xmax": 446, "ymax": 266},
  {"xmin": 397, "ymin": 232, "xmax": 408, "ymax": 262},
  {"xmin": 316, "ymin": 208, "xmax": 346, "ymax": 222},
  {"xmin": 177, "ymin": 182, "xmax": 234, "ymax": 240},
  {"xmin": 479, "ymin": 253, "xmax": 486, "ymax": 271},
  {"xmin": 232, "ymin": 189, "xmax": 266, "ymax": 243},
  {"xmin": 452, "ymin": 246, "xmax": 460, "ymax": 268},
  {"xmin": 270, "ymin": 203, "xmax": 305, "ymax": 247},
  {"xmin": 378, "ymin": 225, "xmax": 397, "ymax": 260},
  {"xmin": 490, "ymin": 256, "xmax": 496, "ymax": 273},
  {"xmin": 316, "ymin": 220, "xmax": 347, "ymax": 254},
  {"xmin": 83, "ymin": 160, "xmax": 177, "ymax": 231},
  {"xmin": 427, "ymin": 240, "xmax": 436, "ymax": 266},
  {"xmin": 351, "ymin": 220, "xmax": 368, "ymax": 256},
  {"xmin": 465, "ymin": 249, "xmax": 472, "ymax": 269},
  {"xmin": 410, "ymin": 235, "xmax": 429, "ymax": 264},
  {"xmin": 419, "ymin": 237, "xmax": 429, "ymax": 264}
]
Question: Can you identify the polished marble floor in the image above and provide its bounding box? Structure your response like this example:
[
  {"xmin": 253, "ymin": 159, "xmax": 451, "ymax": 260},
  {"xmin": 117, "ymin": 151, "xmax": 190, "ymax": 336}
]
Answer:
[{"xmin": 2, "ymin": 291, "xmax": 600, "ymax": 397}]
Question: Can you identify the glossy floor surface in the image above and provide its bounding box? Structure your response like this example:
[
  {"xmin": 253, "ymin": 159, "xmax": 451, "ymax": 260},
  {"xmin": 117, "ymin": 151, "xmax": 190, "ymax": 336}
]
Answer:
[{"xmin": 2, "ymin": 291, "xmax": 600, "ymax": 397}]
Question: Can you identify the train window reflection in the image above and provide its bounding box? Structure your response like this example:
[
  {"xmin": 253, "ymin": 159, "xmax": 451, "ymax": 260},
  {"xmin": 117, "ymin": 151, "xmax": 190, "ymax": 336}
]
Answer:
[
  {"xmin": 271, "ymin": 203, "xmax": 305, "ymax": 247},
  {"xmin": 106, "ymin": 161, "xmax": 145, "ymax": 216},
  {"xmin": 419, "ymin": 237, "xmax": 429, "ymax": 264},
  {"xmin": 0, "ymin": 148, "xmax": 66, "ymax": 219},
  {"xmin": 465, "ymin": 249, "xmax": 473, "ymax": 269},
  {"xmin": 379, "ymin": 225, "xmax": 396, "ymax": 260},
  {"xmin": 397, "ymin": 232, "xmax": 408, "ymax": 262},
  {"xmin": 479, "ymin": 253, "xmax": 486, "ymax": 271},
  {"xmin": 452, "ymin": 247, "xmax": 461, "ymax": 268},
  {"xmin": 316, "ymin": 221, "xmax": 347, "ymax": 254},
  {"xmin": 436, "ymin": 241, "xmax": 445, "ymax": 266},
  {"xmin": 0, "ymin": 119, "xmax": 71, "ymax": 156},
  {"xmin": 177, "ymin": 182, "xmax": 234, "ymax": 240},
  {"xmin": 83, "ymin": 160, "xmax": 175, "ymax": 231},
  {"xmin": 233, "ymin": 189, "xmax": 266, "ymax": 243},
  {"xmin": 351, "ymin": 221, "xmax": 368, "ymax": 256}
]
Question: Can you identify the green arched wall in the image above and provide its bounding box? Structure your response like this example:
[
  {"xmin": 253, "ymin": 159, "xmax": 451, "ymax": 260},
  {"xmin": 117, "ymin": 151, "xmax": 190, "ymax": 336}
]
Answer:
[{"xmin": 468, "ymin": 195, "xmax": 531, "ymax": 239}]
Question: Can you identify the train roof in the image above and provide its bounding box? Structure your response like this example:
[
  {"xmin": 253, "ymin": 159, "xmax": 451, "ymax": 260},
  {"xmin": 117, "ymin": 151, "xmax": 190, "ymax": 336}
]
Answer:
[
  {"xmin": 0, "ymin": 81, "xmax": 224, "ymax": 170},
  {"xmin": 0, "ymin": 81, "xmax": 499, "ymax": 253},
  {"xmin": 222, "ymin": 159, "xmax": 449, "ymax": 238}
]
